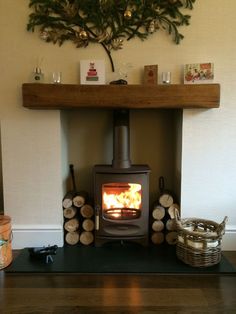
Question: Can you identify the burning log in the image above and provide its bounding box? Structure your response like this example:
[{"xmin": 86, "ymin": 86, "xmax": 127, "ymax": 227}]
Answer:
[
  {"xmin": 82, "ymin": 218, "xmax": 95, "ymax": 232},
  {"xmin": 63, "ymin": 206, "xmax": 77, "ymax": 219},
  {"xmin": 64, "ymin": 218, "xmax": 79, "ymax": 232},
  {"xmin": 65, "ymin": 231, "xmax": 80, "ymax": 245},
  {"xmin": 151, "ymin": 232, "xmax": 164, "ymax": 245},
  {"xmin": 152, "ymin": 220, "xmax": 164, "ymax": 232},
  {"xmin": 80, "ymin": 231, "xmax": 94, "ymax": 245},
  {"xmin": 80, "ymin": 204, "xmax": 94, "ymax": 218}
]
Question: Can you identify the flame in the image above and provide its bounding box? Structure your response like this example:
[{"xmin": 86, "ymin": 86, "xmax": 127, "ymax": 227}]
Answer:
[{"xmin": 103, "ymin": 183, "xmax": 142, "ymax": 210}]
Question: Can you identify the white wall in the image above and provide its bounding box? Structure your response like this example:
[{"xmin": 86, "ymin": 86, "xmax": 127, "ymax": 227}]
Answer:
[
  {"xmin": 180, "ymin": 1, "xmax": 236, "ymax": 250},
  {"xmin": 0, "ymin": 0, "xmax": 236, "ymax": 249}
]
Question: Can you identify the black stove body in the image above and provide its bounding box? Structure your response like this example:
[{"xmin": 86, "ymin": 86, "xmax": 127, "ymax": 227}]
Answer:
[{"xmin": 93, "ymin": 109, "xmax": 150, "ymax": 246}]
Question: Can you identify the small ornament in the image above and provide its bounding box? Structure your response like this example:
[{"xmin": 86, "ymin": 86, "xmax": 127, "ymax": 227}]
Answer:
[
  {"xmin": 154, "ymin": 20, "xmax": 160, "ymax": 30},
  {"xmin": 148, "ymin": 20, "xmax": 155, "ymax": 33},
  {"xmin": 74, "ymin": 30, "xmax": 89, "ymax": 47},
  {"xmin": 40, "ymin": 28, "xmax": 50, "ymax": 41},
  {"xmin": 110, "ymin": 38, "xmax": 123, "ymax": 50},
  {"xmin": 74, "ymin": 37, "xmax": 88, "ymax": 48},
  {"xmin": 62, "ymin": 2, "xmax": 77, "ymax": 18},
  {"xmin": 79, "ymin": 30, "xmax": 88, "ymax": 40},
  {"xmin": 96, "ymin": 32, "xmax": 109, "ymax": 43},
  {"xmin": 124, "ymin": 9, "xmax": 132, "ymax": 19}
]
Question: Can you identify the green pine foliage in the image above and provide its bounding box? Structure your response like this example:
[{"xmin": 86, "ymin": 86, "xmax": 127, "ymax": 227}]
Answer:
[{"xmin": 27, "ymin": 0, "xmax": 196, "ymax": 71}]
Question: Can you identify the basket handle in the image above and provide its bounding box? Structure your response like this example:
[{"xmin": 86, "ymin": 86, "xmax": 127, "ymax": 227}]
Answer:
[
  {"xmin": 174, "ymin": 207, "xmax": 180, "ymax": 220},
  {"xmin": 216, "ymin": 216, "xmax": 228, "ymax": 236},
  {"xmin": 174, "ymin": 207, "xmax": 183, "ymax": 229}
]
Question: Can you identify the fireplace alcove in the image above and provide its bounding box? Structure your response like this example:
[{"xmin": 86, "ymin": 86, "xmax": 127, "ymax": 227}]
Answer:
[{"xmin": 21, "ymin": 83, "xmax": 220, "ymax": 245}]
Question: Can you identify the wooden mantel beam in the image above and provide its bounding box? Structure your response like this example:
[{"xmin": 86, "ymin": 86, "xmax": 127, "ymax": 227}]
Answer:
[{"xmin": 22, "ymin": 83, "xmax": 220, "ymax": 110}]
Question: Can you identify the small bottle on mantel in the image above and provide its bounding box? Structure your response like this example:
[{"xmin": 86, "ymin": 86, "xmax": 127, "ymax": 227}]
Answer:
[{"xmin": 32, "ymin": 67, "xmax": 44, "ymax": 83}]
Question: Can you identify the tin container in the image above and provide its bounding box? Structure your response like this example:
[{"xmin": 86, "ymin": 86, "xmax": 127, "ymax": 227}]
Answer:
[{"xmin": 0, "ymin": 215, "xmax": 12, "ymax": 269}]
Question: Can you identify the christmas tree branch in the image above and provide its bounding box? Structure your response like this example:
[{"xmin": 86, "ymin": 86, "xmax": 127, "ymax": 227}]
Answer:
[{"xmin": 27, "ymin": 0, "xmax": 196, "ymax": 73}]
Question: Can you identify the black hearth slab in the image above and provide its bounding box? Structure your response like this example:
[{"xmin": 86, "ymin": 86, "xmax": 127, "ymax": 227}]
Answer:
[{"xmin": 5, "ymin": 244, "xmax": 236, "ymax": 274}]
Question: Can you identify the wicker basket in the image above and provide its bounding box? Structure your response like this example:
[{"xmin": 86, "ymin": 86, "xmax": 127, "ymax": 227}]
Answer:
[{"xmin": 175, "ymin": 212, "xmax": 228, "ymax": 267}]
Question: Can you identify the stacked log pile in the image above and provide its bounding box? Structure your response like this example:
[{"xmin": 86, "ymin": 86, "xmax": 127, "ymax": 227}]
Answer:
[
  {"xmin": 63, "ymin": 192, "xmax": 95, "ymax": 246},
  {"xmin": 150, "ymin": 176, "xmax": 180, "ymax": 246},
  {"xmin": 62, "ymin": 165, "xmax": 95, "ymax": 246}
]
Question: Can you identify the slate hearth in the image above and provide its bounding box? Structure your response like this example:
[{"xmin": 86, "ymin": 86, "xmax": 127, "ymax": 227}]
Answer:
[{"xmin": 5, "ymin": 243, "xmax": 236, "ymax": 274}]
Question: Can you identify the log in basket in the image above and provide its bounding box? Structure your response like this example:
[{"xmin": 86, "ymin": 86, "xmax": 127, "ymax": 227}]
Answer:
[{"xmin": 175, "ymin": 211, "xmax": 228, "ymax": 267}]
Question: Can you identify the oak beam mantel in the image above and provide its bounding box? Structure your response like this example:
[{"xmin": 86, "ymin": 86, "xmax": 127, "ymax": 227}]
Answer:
[{"xmin": 22, "ymin": 83, "xmax": 220, "ymax": 110}]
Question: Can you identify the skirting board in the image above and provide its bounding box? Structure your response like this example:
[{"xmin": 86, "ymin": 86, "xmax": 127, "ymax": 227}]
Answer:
[
  {"xmin": 10, "ymin": 224, "xmax": 236, "ymax": 250},
  {"xmin": 11, "ymin": 224, "xmax": 64, "ymax": 249},
  {"xmin": 222, "ymin": 225, "xmax": 236, "ymax": 251}
]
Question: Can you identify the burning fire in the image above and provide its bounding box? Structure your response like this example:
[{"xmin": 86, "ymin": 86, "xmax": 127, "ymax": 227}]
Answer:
[{"xmin": 103, "ymin": 183, "xmax": 142, "ymax": 210}]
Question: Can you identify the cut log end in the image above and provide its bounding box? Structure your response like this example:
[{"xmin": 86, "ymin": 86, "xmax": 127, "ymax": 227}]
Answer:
[
  {"xmin": 80, "ymin": 231, "xmax": 94, "ymax": 245},
  {"xmin": 63, "ymin": 206, "xmax": 77, "ymax": 219},
  {"xmin": 64, "ymin": 218, "xmax": 79, "ymax": 232},
  {"xmin": 82, "ymin": 219, "xmax": 95, "ymax": 232},
  {"xmin": 65, "ymin": 231, "xmax": 80, "ymax": 245},
  {"xmin": 73, "ymin": 195, "xmax": 86, "ymax": 208},
  {"xmin": 166, "ymin": 231, "xmax": 178, "ymax": 245},
  {"xmin": 166, "ymin": 219, "xmax": 177, "ymax": 231},
  {"xmin": 152, "ymin": 220, "xmax": 164, "ymax": 232},
  {"xmin": 80, "ymin": 204, "xmax": 94, "ymax": 218},
  {"xmin": 151, "ymin": 232, "xmax": 165, "ymax": 245},
  {"xmin": 152, "ymin": 205, "xmax": 165, "ymax": 220}
]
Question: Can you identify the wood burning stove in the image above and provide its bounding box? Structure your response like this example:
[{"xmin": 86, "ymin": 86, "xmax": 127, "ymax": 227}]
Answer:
[{"xmin": 93, "ymin": 109, "xmax": 150, "ymax": 246}]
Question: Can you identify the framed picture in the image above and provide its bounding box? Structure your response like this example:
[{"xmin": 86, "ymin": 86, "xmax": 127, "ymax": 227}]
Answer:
[
  {"xmin": 184, "ymin": 63, "xmax": 214, "ymax": 84},
  {"xmin": 80, "ymin": 60, "xmax": 105, "ymax": 85}
]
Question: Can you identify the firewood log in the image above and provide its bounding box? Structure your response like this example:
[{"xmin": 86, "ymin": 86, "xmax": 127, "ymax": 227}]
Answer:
[
  {"xmin": 165, "ymin": 231, "xmax": 178, "ymax": 245},
  {"xmin": 62, "ymin": 191, "xmax": 77, "ymax": 209},
  {"xmin": 73, "ymin": 191, "xmax": 88, "ymax": 208},
  {"xmin": 64, "ymin": 218, "xmax": 79, "ymax": 232},
  {"xmin": 63, "ymin": 206, "xmax": 77, "ymax": 219},
  {"xmin": 168, "ymin": 203, "xmax": 180, "ymax": 219},
  {"xmin": 151, "ymin": 232, "xmax": 164, "ymax": 245},
  {"xmin": 80, "ymin": 204, "xmax": 94, "ymax": 218},
  {"xmin": 80, "ymin": 231, "xmax": 94, "ymax": 245},
  {"xmin": 166, "ymin": 219, "xmax": 177, "ymax": 231},
  {"xmin": 152, "ymin": 205, "xmax": 165, "ymax": 220},
  {"xmin": 65, "ymin": 231, "xmax": 80, "ymax": 245},
  {"xmin": 152, "ymin": 220, "xmax": 164, "ymax": 232},
  {"xmin": 82, "ymin": 219, "xmax": 95, "ymax": 232}
]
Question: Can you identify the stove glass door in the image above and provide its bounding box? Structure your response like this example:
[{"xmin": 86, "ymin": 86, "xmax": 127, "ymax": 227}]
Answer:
[{"xmin": 102, "ymin": 182, "xmax": 142, "ymax": 220}]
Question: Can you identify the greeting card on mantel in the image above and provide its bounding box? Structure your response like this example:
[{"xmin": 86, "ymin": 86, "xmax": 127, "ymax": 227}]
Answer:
[
  {"xmin": 184, "ymin": 63, "xmax": 214, "ymax": 84},
  {"xmin": 143, "ymin": 65, "xmax": 158, "ymax": 85},
  {"xmin": 80, "ymin": 60, "xmax": 105, "ymax": 85}
]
